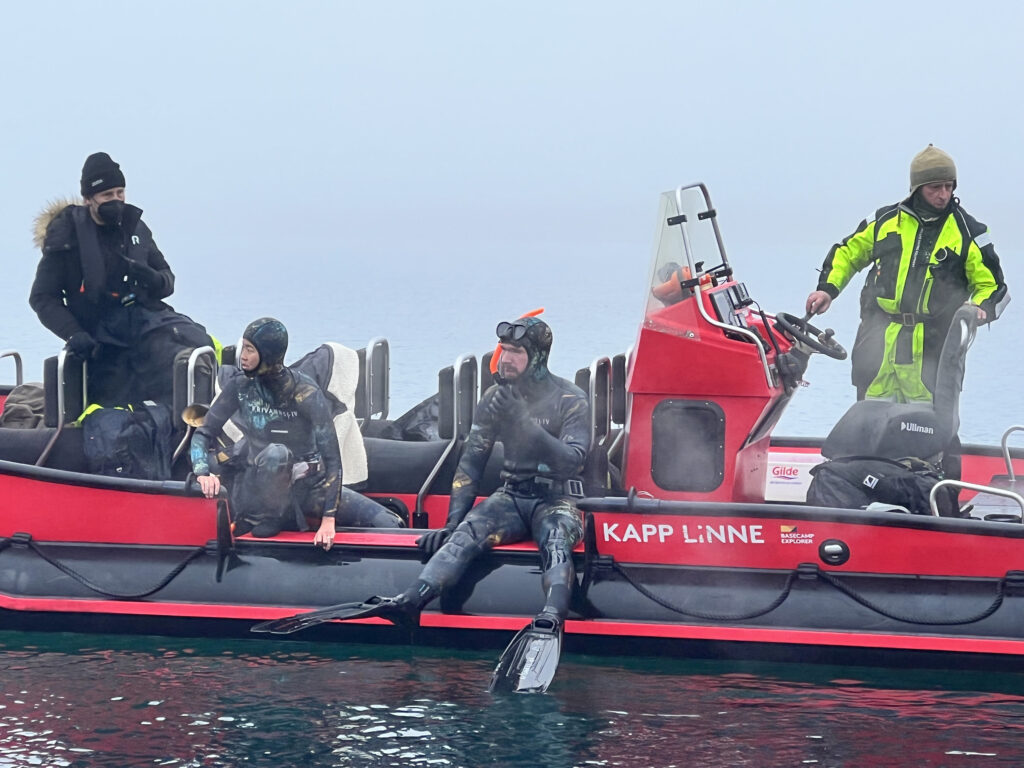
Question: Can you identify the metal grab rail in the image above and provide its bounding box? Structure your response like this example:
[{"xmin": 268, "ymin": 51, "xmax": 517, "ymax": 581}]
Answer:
[
  {"xmin": 1000, "ymin": 425, "xmax": 1024, "ymax": 482},
  {"xmin": 671, "ymin": 183, "xmax": 774, "ymax": 389},
  {"xmin": 0, "ymin": 350, "xmax": 23, "ymax": 387},
  {"xmin": 414, "ymin": 354, "xmax": 477, "ymax": 523},
  {"xmin": 929, "ymin": 479, "xmax": 1024, "ymax": 519},
  {"xmin": 36, "ymin": 349, "xmax": 86, "ymax": 467},
  {"xmin": 172, "ymin": 346, "xmax": 218, "ymax": 463}
]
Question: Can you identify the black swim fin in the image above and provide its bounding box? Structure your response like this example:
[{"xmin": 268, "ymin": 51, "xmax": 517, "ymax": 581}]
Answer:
[
  {"xmin": 250, "ymin": 595, "xmax": 413, "ymax": 635},
  {"xmin": 488, "ymin": 612, "xmax": 564, "ymax": 694}
]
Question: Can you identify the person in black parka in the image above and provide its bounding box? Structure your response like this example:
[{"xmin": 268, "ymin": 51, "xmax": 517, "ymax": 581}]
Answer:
[{"xmin": 30, "ymin": 152, "xmax": 214, "ymax": 408}]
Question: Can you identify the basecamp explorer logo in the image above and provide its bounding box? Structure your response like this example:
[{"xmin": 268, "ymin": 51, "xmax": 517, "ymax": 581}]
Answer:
[
  {"xmin": 900, "ymin": 421, "xmax": 935, "ymax": 435},
  {"xmin": 780, "ymin": 524, "xmax": 814, "ymax": 545}
]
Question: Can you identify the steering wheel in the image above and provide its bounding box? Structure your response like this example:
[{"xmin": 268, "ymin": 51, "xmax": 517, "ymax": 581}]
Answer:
[{"xmin": 774, "ymin": 312, "xmax": 848, "ymax": 360}]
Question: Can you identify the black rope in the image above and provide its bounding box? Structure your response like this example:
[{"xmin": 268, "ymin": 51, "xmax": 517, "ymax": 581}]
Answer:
[
  {"xmin": 612, "ymin": 562, "xmax": 1006, "ymax": 627},
  {"xmin": 26, "ymin": 541, "xmax": 205, "ymax": 600},
  {"xmin": 612, "ymin": 562, "xmax": 797, "ymax": 621},
  {"xmin": 817, "ymin": 570, "xmax": 1005, "ymax": 626}
]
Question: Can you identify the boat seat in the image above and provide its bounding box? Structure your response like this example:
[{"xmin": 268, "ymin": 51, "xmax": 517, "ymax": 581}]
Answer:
[
  {"xmin": 171, "ymin": 346, "xmax": 217, "ymax": 424},
  {"xmin": 575, "ymin": 357, "xmax": 612, "ymax": 494},
  {"xmin": 355, "ymin": 337, "xmax": 389, "ymax": 432},
  {"xmin": 821, "ymin": 399, "xmax": 950, "ymax": 461},
  {"xmin": 0, "ymin": 424, "xmax": 87, "ymax": 471},
  {"xmin": 479, "ymin": 350, "xmax": 496, "ymax": 400},
  {"xmin": 43, "ymin": 353, "xmax": 86, "ymax": 429},
  {"xmin": 363, "ymin": 436, "xmax": 453, "ymax": 494}
]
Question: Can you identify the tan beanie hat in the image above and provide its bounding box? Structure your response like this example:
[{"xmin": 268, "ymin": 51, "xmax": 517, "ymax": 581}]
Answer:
[{"xmin": 910, "ymin": 144, "xmax": 956, "ymax": 194}]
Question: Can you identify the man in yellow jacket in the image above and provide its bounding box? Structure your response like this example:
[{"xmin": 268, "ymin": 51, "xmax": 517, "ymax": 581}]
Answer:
[{"xmin": 806, "ymin": 145, "xmax": 1008, "ymax": 402}]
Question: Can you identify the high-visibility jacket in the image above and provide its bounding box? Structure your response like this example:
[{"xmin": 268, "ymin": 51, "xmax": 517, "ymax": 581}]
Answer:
[{"xmin": 817, "ymin": 199, "xmax": 1008, "ymax": 401}]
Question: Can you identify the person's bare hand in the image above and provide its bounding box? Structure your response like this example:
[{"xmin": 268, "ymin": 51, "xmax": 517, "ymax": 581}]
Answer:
[
  {"xmin": 314, "ymin": 518, "xmax": 337, "ymax": 551},
  {"xmin": 806, "ymin": 290, "xmax": 832, "ymax": 316},
  {"xmin": 197, "ymin": 474, "xmax": 220, "ymax": 499}
]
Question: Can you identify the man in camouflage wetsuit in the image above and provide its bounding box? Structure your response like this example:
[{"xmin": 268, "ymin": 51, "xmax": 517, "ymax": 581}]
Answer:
[
  {"xmin": 190, "ymin": 317, "xmax": 402, "ymax": 546},
  {"xmin": 358, "ymin": 316, "xmax": 592, "ymax": 628}
]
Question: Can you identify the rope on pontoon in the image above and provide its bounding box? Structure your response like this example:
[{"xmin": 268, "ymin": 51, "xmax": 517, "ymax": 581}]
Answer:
[
  {"xmin": 817, "ymin": 569, "xmax": 1005, "ymax": 626},
  {"xmin": 612, "ymin": 561, "xmax": 1007, "ymax": 626},
  {"xmin": 22, "ymin": 540, "xmax": 205, "ymax": 600},
  {"xmin": 611, "ymin": 563, "xmax": 797, "ymax": 621}
]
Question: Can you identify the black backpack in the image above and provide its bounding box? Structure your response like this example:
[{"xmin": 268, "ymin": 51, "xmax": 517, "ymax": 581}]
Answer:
[
  {"xmin": 81, "ymin": 403, "xmax": 175, "ymax": 480},
  {"xmin": 807, "ymin": 455, "xmax": 960, "ymax": 517}
]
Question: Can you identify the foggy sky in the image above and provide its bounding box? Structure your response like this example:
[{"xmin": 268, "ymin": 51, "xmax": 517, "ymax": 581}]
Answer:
[{"xmin": 2, "ymin": 1, "xmax": 1021, "ymax": 434}]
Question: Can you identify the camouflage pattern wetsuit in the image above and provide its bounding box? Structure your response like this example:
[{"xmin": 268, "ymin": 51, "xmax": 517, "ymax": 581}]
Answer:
[
  {"xmin": 190, "ymin": 318, "xmax": 401, "ymax": 534},
  {"xmin": 417, "ymin": 318, "xmax": 591, "ymax": 621}
]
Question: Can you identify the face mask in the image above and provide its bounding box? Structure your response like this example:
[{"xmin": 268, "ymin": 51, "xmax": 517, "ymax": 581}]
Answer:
[{"xmin": 97, "ymin": 200, "xmax": 125, "ymax": 227}]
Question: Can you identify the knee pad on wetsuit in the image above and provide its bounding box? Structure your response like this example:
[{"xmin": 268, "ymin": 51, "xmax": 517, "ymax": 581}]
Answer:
[{"xmin": 537, "ymin": 517, "xmax": 579, "ymax": 572}]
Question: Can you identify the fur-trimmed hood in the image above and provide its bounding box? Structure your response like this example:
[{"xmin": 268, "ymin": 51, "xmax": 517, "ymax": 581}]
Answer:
[{"xmin": 32, "ymin": 198, "xmax": 80, "ymax": 250}]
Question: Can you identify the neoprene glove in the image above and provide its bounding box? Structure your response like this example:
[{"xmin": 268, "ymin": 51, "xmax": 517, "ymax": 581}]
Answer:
[
  {"xmin": 126, "ymin": 259, "xmax": 161, "ymax": 290},
  {"xmin": 66, "ymin": 332, "xmax": 99, "ymax": 360},
  {"xmin": 488, "ymin": 385, "xmax": 528, "ymax": 422},
  {"xmin": 416, "ymin": 525, "xmax": 455, "ymax": 558}
]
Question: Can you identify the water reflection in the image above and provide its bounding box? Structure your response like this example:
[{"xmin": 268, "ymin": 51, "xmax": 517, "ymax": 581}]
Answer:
[{"xmin": 2, "ymin": 631, "xmax": 1024, "ymax": 767}]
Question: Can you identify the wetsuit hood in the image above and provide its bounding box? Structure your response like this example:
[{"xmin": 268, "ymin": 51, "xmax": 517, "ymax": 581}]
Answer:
[
  {"xmin": 497, "ymin": 316, "xmax": 552, "ymax": 388},
  {"xmin": 243, "ymin": 317, "xmax": 288, "ymax": 376}
]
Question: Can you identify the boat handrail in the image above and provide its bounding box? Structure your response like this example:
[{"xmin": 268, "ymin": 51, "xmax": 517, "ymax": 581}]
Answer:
[
  {"xmin": 172, "ymin": 346, "xmax": 218, "ymax": 463},
  {"xmin": 0, "ymin": 349, "xmax": 23, "ymax": 387},
  {"xmin": 36, "ymin": 349, "xmax": 86, "ymax": 467},
  {"xmin": 929, "ymin": 479, "xmax": 1024, "ymax": 519},
  {"xmin": 414, "ymin": 353, "xmax": 476, "ymax": 524},
  {"xmin": 1000, "ymin": 425, "xmax": 1024, "ymax": 482},
  {"xmin": 576, "ymin": 356, "xmax": 611, "ymax": 450},
  {"xmin": 365, "ymin": 336, "xmax": 389, "ymax": 421},
  {"xmin": 671, "ymin": 183, "xmax": 774, "ymax": 389}
]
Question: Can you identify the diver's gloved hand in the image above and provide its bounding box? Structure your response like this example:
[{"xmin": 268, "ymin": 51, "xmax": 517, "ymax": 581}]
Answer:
[
  {"xmin": 125, "ymin": 258, "xmax": 161, "ymax": 289},
  {"xmin": 488, "ymin": 385, "xmax": 528, "ymax": 422},
  {"xmin": 66, "ymin": 331, "xmax": 99, "ymax": 360},
  {"xmin": 416, "ymin": 525, "xmax": 455, "ymax": 557}
]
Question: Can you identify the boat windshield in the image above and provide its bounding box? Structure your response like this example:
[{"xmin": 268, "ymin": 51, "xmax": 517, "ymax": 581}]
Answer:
[{"xmin": 644, "ymin": 184, "xmax": 731, "ymax": 323}]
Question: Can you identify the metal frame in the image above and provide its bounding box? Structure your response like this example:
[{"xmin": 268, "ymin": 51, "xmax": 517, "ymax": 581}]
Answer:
[
  {"xmin": 36, "ymin": 349, "xmax": 87, "ymax": 467},
  {"xmin": 1000, "ymin": 425, "xmax": 1024, "ymax": 483},
  {"xmin": 415, "ymin": 354, "xmax": 477, "ymax": 519},
  {"xmin": 671, "ymin": 183, "xmax": 774, "ymax": 388},
  {"xmin": 365, "ymin": 336, "xmax": 389, "ymax": 421},
  {"xmin": 585, "ymin": 356, "xmax": 611, "ymax": 452},
  {"xmin": 172, "ymin": 346, "xmax": 218, "ymax": 463},
  {"xmin": 0, "ymin": 350, "xmax": 23, "ymax": 387},
  {"xmin": 929, "ymin": 479, "xmax": 1024, "ymax": 519}
]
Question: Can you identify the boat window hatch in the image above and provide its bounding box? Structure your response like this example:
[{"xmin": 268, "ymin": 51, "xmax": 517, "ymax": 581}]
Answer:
[{"xmin": 650, "ymin": 399, "xmax": 725, "ymax": 492}]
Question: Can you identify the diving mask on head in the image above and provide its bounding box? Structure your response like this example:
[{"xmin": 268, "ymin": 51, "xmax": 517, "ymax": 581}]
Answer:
[{"xmin": 496, "ymin": 321, "xmax": 529, "ymax": 343}]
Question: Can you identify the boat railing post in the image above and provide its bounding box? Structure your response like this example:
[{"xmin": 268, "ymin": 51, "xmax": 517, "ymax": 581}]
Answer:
[
  {"xmin": 172, "ymin": 346, "xmax": 217, "ymax": 463},
  {"xmin": 0, "ymin": 350, "xmax": 24, "ymax": 387},
  {"xmin": 413, "ymin": 354, "xmax": 476, "ymax": 526},
  {"xmin": 367, "ymin": 337, "xmax": 389, "ymax": 422},
  {"xmin": 36, "ymin": 348, "xmax": 78, "ymax": 467},
  {"xmin": 929, "ymin": 479, "xmax": 1024, "ymax": 519},
  {"xmin": 1000, "ymin": 426, "xmax": 1024, "ymax": 483}
]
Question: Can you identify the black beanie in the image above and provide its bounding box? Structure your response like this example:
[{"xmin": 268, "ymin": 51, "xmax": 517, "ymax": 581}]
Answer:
[{"xmin": 80, "ymin": 152, "xmax": 126, "ymax": 197}]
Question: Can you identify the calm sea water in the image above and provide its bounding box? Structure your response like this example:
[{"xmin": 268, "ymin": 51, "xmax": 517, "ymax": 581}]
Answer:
[{"xmin": 3, "ymin": 630, "xmax": 1024, "ymax": 768}]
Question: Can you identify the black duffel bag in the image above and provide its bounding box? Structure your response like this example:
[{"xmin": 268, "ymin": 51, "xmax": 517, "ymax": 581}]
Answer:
[
  {"xmin": 81, "ymin": 402, "xmax": 174, "ymax": 480},
  {"xmin": 807, "ymin": 455, "xmax": 961, "ymax": 517}
]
